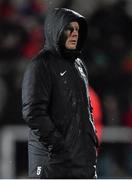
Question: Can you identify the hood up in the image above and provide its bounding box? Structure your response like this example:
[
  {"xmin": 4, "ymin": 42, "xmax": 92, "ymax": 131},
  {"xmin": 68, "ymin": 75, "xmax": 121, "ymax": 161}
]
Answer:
[{"xmin": 44, "ymin": 8, "xmax": 88, "ymax": 57}]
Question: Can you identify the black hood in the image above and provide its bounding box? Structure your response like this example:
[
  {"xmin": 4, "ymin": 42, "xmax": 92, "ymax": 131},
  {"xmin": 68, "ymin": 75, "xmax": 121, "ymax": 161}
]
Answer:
[{"xmin": 44, "ymin": 8, "xmax": 88, "ymax": 56}]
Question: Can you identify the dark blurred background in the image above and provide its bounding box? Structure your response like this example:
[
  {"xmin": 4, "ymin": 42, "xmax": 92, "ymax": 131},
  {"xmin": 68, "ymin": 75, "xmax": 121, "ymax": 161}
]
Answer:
[{"xmin": 0, "ymin": 0, "xmax": 132, "ymax": 178}]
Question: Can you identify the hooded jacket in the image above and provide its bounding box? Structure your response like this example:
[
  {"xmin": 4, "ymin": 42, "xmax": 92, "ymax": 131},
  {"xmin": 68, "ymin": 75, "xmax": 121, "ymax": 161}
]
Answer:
[{"xmin": 22, "ymin": 8, "xmax": 98, "ymax": 178}]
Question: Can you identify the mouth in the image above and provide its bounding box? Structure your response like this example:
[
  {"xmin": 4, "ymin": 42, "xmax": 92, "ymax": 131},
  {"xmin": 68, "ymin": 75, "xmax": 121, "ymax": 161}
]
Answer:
[
  {"xmin": 69, "ymin": 40, "xmax": 77, "ymax": 44},
  {"xmin": 65, "ymin": 38, "xmax": 78, "ymax": 49}
]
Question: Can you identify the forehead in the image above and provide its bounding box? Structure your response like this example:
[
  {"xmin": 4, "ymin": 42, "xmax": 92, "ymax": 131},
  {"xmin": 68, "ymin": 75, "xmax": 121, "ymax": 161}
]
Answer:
[{"xmin": 69, "ymin": 21, "xmax": 79, "ymax": 27}]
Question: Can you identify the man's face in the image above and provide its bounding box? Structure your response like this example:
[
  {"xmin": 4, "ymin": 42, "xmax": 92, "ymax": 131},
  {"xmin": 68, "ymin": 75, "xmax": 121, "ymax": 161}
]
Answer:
[{"xmin": 64, "ymin": 21, "xmax": 79, "ymax": 50}]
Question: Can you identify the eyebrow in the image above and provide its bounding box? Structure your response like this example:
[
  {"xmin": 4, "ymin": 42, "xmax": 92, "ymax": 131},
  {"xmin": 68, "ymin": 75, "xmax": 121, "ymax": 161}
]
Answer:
[{"xmin": 65, "ymin": 24, "xmax": 79, "ymax": 31}]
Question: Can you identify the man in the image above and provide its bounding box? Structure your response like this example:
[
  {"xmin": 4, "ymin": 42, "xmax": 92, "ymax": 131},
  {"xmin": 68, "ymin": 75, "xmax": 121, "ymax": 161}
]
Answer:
[{"xmin": 22, "ymin": 8, "xmax": 98, "ymax": 178}]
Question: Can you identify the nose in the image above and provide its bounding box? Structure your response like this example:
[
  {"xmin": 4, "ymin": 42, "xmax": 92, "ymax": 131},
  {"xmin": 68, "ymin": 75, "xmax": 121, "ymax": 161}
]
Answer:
[{"xmin": 71, "ymin": 28, "xmax": 78, "ymax": 37}]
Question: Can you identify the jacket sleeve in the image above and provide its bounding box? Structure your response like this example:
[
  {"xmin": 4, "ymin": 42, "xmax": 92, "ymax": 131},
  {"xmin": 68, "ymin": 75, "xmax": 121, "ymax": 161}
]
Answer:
[{"xmin": 22, "ymin": 58, "xmax": 63, "ymax": 148}]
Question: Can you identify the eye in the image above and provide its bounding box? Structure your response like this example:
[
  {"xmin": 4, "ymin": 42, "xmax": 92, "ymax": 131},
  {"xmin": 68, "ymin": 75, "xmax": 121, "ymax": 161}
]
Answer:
[
  {"xmin": 75, "ymin": 27, "xmax": 79, "ymax": 31},
  {"xmin": 65, "ymin": 25, "xmax": 74, "ymax": 32}
]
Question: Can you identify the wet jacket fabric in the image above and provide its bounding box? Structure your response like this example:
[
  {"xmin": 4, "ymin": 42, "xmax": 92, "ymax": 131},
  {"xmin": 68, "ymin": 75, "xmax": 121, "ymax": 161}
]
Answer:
[{"xmin": 22, "ymin": 8, "xmax": 98, "ymax": 178}]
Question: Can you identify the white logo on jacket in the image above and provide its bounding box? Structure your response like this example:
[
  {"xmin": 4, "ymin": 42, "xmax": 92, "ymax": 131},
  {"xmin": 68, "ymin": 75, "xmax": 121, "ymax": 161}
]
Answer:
[
  {"xmin": 60, "ymin": 70, "xmax": 67, "ymax": 76},
  {"xmin": 37, "ymin": 166, "xmax": 42, "ymax": 175}
]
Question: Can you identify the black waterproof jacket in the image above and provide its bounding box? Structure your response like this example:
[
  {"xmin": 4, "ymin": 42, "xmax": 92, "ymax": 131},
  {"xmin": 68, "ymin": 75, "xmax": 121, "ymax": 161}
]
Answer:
[{"xmin": 22, "ymin": 8, "xmax": 98, "ymax": 178}]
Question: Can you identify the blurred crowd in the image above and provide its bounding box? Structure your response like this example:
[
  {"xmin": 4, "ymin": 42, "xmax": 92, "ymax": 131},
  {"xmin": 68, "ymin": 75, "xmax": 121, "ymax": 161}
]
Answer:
[{"xmin": 0, "ymin": 0, "xmax": 131, "ymax": 178}]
